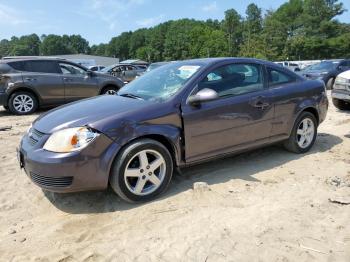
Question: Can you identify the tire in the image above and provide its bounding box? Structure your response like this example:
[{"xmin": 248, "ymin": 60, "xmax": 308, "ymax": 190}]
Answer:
[
  {"xmin": 8, "ymin": 91, "xmax": 38, "ymax": 115},
  {"xmin": 102, "ymin": 86, "xmax": 118, "ymax": 95},
  {"xmin": 332, "ymin": 98, "xmax": 350, "ymax": 111},
  {"xmin": 326, "ymin": 78, "xmax": 334, "ymax": 90},
  {"xmin": 110, "ymin": 139, "xmax": 173, "ymax": 203},
  {"xmin": 284, "ymin": 112, "xmax": 318, "ymax": 154}
]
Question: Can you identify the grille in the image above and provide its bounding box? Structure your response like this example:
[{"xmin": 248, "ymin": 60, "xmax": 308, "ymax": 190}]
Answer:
[
  {"xmin": 30, "ymin": 172, "xmax": 73, "ymax": 188},
  {"xmin": 27, "ymin": 128, "xmax": 45, "ymax": 146}
]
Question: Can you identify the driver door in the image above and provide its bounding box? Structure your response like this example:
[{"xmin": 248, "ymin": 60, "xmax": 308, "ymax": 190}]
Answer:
[
  {"xmin": 181, "ymin": 62, "xmax": 275, "ymax": 163},
  {"xmin": 58, "ymin": 62, "xmax": 99, "ymax": 103}
]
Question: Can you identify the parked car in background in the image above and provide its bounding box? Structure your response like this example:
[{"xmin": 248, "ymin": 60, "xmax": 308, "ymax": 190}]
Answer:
[
  {"xmin": 276, "ymin": 61, "xmax": 301, "ymax": 72},
  {"xmin": 300, "ymin": 59, "xmax": 350, "ymax": 89},
  {"xmin": 332, "ymin": 70, "xmax": 350, "ymax": 110},
  {"xmin": 18, "ymin": 58, "xmax": 328, "ymax": 202},
  {"xmin": 88, "ymin": 65, "xmax": 105, "ymax": 72},
  {"xmin": 100, "ymin": 63, "xmax": 146, "ymax": 83},
  {"xmin": 0, "ymin": 58, "xmax": 124, "ymax": 115},
  {"xmin": 145, "ymin": 62, "xmax": 170, "ymax": 73}
]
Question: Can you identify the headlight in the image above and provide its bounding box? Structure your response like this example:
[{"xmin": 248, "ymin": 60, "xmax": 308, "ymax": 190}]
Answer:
[
  {"xmin": 336, "ymin": 77, "xmax": 350, "ymax": 84},
  {"xmin": 43, "ymin": 127, "xmax": 99, "ymax": 153}
]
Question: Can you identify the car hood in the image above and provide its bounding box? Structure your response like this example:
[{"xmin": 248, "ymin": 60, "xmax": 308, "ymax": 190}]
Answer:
[{"xmin": 33, "ymin": 95, "xmax": 150, "ymax": 134}]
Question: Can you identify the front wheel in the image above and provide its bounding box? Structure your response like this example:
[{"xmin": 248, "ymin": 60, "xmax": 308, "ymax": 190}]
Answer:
[
  {"xmin": 284, "ymin": 112, "xmax": 317, "ymax": 154},
  {"xmin": 102, "ymin": 86, "xmax": 118, "ymax": 95},
  {"xmin": 332, "ymin": 98, "xmax": 350, "ymax": 111},
  {"xmin": 110, "ymin": 139, "xmax": 173, "ymax": 203},
  {"xmin": 326, "ymin": 78, "xmax": 335, "ymax": 90}
]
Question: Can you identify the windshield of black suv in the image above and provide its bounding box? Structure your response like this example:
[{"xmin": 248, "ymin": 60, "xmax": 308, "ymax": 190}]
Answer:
[
  {"xmin": 306, "ymin": 61, "xmax": 338, "ymax": 71},
  {"xmin": 118, "ymin": 62, "xmax": 202, "ymax": 102}
]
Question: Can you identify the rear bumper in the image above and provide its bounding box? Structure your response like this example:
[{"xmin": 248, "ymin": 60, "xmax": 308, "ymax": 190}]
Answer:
[
  {"xmin": 18, "ymin": 129, "xmax": 120, "ymax": 193},
  {"xmin": 0, "ymin": 92, "xmax": 8, "ymax": 106}
]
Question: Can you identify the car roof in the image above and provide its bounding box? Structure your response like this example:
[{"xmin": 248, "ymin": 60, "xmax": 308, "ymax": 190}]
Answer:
[
  {"xmin": 166, "ymin": 57, "xmax": 279, "ymax": 67},
  {"xmin": 0, "ymin": 57, "xmax": 68, "ymax": 63}
]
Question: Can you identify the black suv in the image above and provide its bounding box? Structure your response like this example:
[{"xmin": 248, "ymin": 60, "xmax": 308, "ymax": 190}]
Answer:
[
  {"xmin": 0, "ymin": 58, "xmax": 124, "ymax": 114},
  {"xmin": 300, "ymin": 59, "xmax": 350, "ymax": 89}
]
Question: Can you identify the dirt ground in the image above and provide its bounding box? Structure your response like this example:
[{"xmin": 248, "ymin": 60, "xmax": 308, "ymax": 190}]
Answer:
[{"xmin": 0, "ymin": 93, "xmax": 349, "ymax": 262}]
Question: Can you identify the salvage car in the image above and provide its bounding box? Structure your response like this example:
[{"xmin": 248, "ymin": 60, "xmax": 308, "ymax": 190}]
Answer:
[
  {"xmin": 18, "ymin": 58, "xmax": 328, "ymax": 202},
  {"xmin": 0, "ymin": 58, "xmax": 124, "ymax": 115},
  {"xmin": 100, "ymin": 63, "xmax": 146, "ymax": 83},
  {"xmin": 300, "ymin": 59, "xmax": 350, "ymax": 89},
  {"xmin": 332, "ymin": 70, "xmax": 350, "ymax": 110},
  {"xmin": 88, "ymin": 65, "xmax": 105, "ymax": 72}
]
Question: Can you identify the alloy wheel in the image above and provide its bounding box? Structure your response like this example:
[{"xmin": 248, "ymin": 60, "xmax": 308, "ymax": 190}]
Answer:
[
  {"xmin": 124, "ymin": 149, "xmax": 166, "ymax": 196},
  {"xmin": 13, "ymin": 94, "xmax": 34, "ymax": 113},
  {"xmin": 105, "ymin": 89, "xmax": 117, "ymax": 95},
  {"xmin": 296, "ymin": 118, "xmax": 315, "ymax": 149}
]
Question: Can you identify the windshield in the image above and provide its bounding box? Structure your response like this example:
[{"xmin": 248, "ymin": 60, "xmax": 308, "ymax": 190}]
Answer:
[
  {"xmin": 306, "ymin": 61, "xmax": 338, "ymax": 71},
  {"xmin": 118, "ymin": 62, "xmax": 202, "ymax": 102},
  {"xmin": 146, "ymin": 62, "xmax": 168, "ymax": 72}
]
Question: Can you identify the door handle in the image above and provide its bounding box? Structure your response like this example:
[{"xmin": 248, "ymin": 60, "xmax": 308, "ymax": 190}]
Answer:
[
  {"xmin": 25, "ymin": 78, "xmax": 36, "ymax": 81},
  {"xmin": 64, "ymin": 77, "xmax": 73, "ymax": 82},
  {"xmin": 250, "ymin": 97, "xmax": 270, "ymax": 110}
]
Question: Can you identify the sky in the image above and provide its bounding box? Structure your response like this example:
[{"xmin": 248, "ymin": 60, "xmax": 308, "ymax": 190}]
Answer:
[{"xmin": 0, "ymin": 0, "xmax": 349, "ymax": 45}]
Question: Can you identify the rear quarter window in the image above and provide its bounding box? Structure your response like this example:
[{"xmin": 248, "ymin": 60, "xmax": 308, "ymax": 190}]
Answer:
[
  {"xmin": 267, "ymin": 67, "xmax": 297, "ymax": 87},
  {"xmin": 23, "ymin": 60, "xmax": 60, "ymax": 74},
  {"xmin": 7, "ymin": 61, "xmax": 25, "ymax": 71}
]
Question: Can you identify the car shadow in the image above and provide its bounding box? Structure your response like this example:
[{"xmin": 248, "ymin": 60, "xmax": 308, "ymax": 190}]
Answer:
[{"xmin": 44, "ymin": 132, "xmax": 343, "ymax": 214}]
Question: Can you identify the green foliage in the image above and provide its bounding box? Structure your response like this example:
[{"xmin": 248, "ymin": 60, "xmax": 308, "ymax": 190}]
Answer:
[{"xmin": 0, "ymin": 1, "xmax": 349, "ymax": 61}]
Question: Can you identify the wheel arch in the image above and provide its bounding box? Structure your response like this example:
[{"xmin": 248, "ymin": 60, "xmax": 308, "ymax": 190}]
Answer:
[
  {"xmin": 8, "ymin": 87, "xmax": 42, "ymax": 106},
  {"xmin": 301, "ymin": 107, "xmax": 319, "ymax": 125},
  {"xmin": 107, "ymin": 133, "xmax": 181, "ymax": 182}
]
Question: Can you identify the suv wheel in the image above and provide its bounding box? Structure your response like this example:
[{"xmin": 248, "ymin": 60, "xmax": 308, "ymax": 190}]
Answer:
[
  {"xmin": 326, "ymin": 78, "xmax": 335, "ymax": 90},
  {"xmin": 332, "ymin": 98, "xmax": 350, "ymax": 111},
  {"xmin": 8, "ymin": 91, "xmax": 38, "ymax": 115},
  {"xmin": 284, "ymin": 112, "xmax": 317, "ymax": 154},
  {"xmin": 110, "ymin": 139, "xmax": 173, "ymax": 203},
  {"xmin": 102, "ymin": 86, "xmax": 118, "ymax": 95}
]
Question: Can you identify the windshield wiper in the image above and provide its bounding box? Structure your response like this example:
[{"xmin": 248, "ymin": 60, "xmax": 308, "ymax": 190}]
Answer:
[{"xmin": 119, "ymin": 93, "xmax": 144, "ymax": 100}]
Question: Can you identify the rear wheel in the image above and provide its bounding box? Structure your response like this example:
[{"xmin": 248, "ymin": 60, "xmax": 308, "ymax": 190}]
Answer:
[
  {"xmin": 284, "ymin": 112, "xmax": 317, "ymax": 154},
  {"xmin": 110, "ymin": 139, "xmax": 173, "ymax": 203},
  {"xmin": 332, "ymin": 98, "xmax": 350, "ymax": 111},
  {"xmin": 8, "ymin": 91, "xmax": 38, "ymax": 115},
  {"xmin": 326, "ymin": 78, "xmax": 335, "ymax": 90}
]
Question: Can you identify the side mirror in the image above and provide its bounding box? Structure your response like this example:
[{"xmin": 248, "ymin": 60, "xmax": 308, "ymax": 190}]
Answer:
[
  {"xmin": 188, "ymin": 88, "xmax": 219, "ymax": 106},
  {"xmin": 87, "ymin": 70, "xmax": 94, "ymax": 77},
  {"xmin": 294, "ymin": 68, "xmax": 301, "ymax": 72}
]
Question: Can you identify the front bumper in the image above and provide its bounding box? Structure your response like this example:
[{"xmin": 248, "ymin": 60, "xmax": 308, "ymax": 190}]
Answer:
[
  {"xmin": 18, "ymin": 128, "xmax": 120, "ymax": 193},
  {"xmin": 332, "ymin": 89, "xmax": 350, "ymax": 102}
]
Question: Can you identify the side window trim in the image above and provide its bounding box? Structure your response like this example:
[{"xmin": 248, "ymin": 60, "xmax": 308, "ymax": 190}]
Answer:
[
  {"xmin": 58, "ymin": 62, "xmax": 87, "ymax": 75},
  {"xmin": 267, "ymin": 67, "xmax": 296, "ymax": 88}
]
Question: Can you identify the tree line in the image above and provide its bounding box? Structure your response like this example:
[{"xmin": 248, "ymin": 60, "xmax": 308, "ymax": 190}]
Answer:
[{"xmin": 0, "ymin": 0, "xmax": 349, "ymax": 62}]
